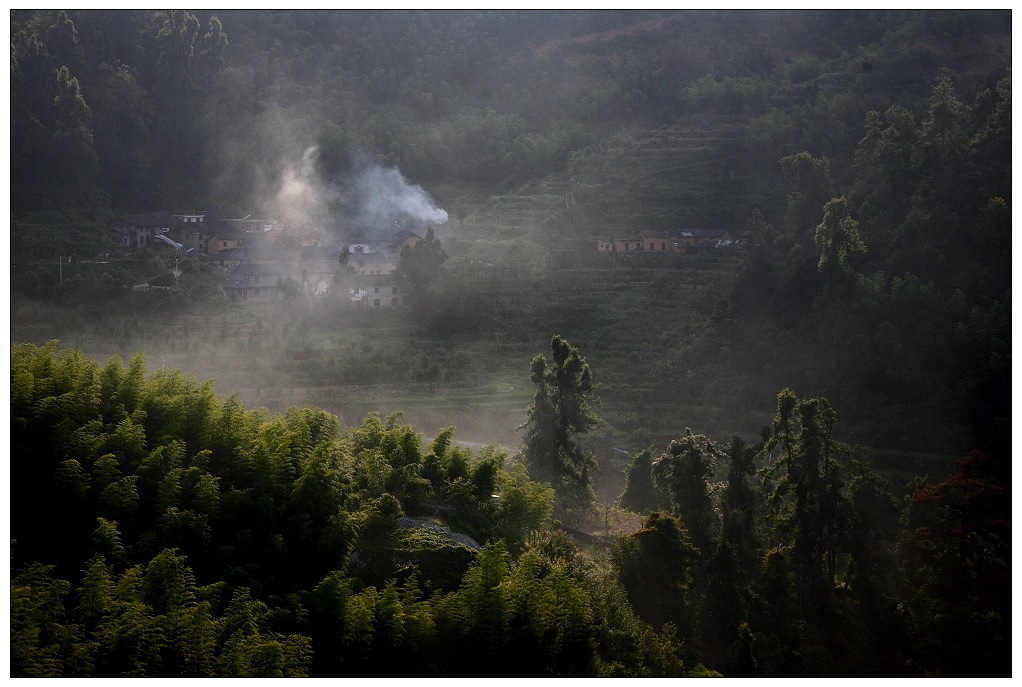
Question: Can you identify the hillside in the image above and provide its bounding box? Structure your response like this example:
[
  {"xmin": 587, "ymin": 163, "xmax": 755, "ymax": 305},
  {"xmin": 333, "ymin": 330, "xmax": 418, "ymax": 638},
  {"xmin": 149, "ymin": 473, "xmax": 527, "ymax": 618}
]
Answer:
[{"xmin": 9, "ymin": 10, "xmax": 1012, "ymax": 679}]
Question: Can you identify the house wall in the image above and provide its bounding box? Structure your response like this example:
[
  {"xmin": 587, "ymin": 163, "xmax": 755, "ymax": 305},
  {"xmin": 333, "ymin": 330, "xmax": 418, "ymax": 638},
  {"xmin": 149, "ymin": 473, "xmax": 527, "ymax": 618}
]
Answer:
[
  {"xmin": 599, "ymin": 230, "xmax": 734, "ymax": 254},
  {"xmin": 352, "ymin": 256, "xmax": 397, "ymax": 275},
  {"xmin": 350, "ymin": 283, "xmax": 404, "ymax": 308},
  {"xmin": 179, "ymin": 230, "xmax": 209, "ymax": 252},
  {"xmin": 613, "ymin": 237, "xmax": 643, "ymax": 252},
  {"xmin": 207, "ymin": 237, "xmax": 242, "ymax": 254},
  {"xmin": 245, "ymin": 284, "xmax": 279, "ymax": 302},
  {"xmin": 133, "ymin": 224, "xmax": 171, "ymax": 248}
]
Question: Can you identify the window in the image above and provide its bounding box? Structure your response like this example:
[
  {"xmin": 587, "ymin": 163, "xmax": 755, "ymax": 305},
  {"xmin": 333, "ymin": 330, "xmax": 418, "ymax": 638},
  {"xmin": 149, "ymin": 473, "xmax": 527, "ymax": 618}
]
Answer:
[
  {"xmin": 373, "ymin": 299, "xmax": 380, "ymax": 307},
  {"xmin": 254, "ymin": 288, "xmax": 261, "ymax": 296},
  {"xmin": 223, "ymin": 241, "xmax": 228, "ymax": 248},
  {"xmin": 374, "ymin": 287, "xmax": 380, "ymax": 293},
  {"xmin": 391, "ymin": 298, "xmax": 399, "ymax": 306},
  {"xmin": 392, "ymin": 287, "xmax": 398, "ymax": 294},
  {"xmin": 661, "ymin": 242, "xmax": 666, "ymax": 250}
]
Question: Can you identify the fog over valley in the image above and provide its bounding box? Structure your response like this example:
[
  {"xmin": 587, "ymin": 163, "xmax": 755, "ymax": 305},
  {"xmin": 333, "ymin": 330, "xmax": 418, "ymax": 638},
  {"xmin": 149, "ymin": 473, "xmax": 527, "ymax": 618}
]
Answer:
[{"xmin": 10, "ymin": 10, "xmax": 1010, "ymax": 678}]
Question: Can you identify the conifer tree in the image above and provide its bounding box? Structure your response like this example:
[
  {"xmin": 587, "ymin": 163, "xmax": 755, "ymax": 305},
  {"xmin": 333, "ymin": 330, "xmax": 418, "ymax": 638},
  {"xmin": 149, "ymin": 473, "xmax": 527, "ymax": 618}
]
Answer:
[{"xmin": 519, "ymin": 335, "xmax": 602, "ymax": 518}]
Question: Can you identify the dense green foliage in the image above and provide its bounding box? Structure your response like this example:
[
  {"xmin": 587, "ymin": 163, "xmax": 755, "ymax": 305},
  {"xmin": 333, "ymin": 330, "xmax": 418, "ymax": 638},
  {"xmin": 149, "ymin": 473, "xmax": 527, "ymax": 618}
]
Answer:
[
  {"xmin": 612, "ymin": 389, "xmax": 1010, "ymax": 677},
  {"xmin": 11, "ymin": 343, "xmax": 707, "ymax": 677},
  {"xmin": 11, "ymin": 343, "xmax": 1010, "ymax": 676}
]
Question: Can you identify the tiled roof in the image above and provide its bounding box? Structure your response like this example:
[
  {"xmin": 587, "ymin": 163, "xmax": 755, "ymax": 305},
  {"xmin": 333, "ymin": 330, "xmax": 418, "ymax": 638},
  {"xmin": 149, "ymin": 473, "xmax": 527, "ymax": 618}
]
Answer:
[{"xmin": 203, "ymin": 219, "xmax": 246, "ymax": 240}]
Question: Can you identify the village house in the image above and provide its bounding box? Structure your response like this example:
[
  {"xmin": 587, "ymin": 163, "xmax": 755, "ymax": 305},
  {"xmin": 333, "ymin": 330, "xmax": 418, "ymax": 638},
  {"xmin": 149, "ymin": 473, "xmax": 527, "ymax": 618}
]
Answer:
[
  {"xmin": 159, "ymin": 217, "xmax": 251, "ymax": 265},
  {"xmin": 639, "ymin": 229, "xmax": 675, "ymax": 252},
  {"xmin": 674, "ymin": 228, "xmax": 733, "ymax": 248},
  {"xmin": 110, "ymin": 210, "xmax": 426, "ymax": 310},
  {"xmin": 199, "ymin": 248, "xmax": 246, "ymax": 269},
  {"xmin": 204, "ymin": 220, "xmax": 246, "ymax": 255},
  {"xmin": 596, "ymin": 228, "xmax": 735, "ymax": 253},
  {"xmin": 349, "ymin": 250, "xmax": 398, "ymax": 276},
  {"xmin": 107, "ymin": 213, "xmax": 177, "ymax": 249},
  {"xmin": 167, "ymin": 212, "xmax": 208, "ymax": 252},
  {"xmin": 222, "ymin": 217, "xmax": 285, "ymax": 234},
  {"xmin": 339, "ymin": 225, "xmax": 425, "ymax": 280},
  {"xmin": 174, "ymin": 211, "xmax": 207, "ymax": 225},
  {"xmin": 222, "ymin": 260, "xmax": 338, "ymax": 303},
  {"xmin": 111, "ymin": 211, "xmax": 281, "ymax": 256},
  {"xmin": 343, "ymin": 226, "xmax": 423, "ymax": 256},
  {"xmin": 349, "ymin": 273, "xmax": 405, "ymax": 309}
]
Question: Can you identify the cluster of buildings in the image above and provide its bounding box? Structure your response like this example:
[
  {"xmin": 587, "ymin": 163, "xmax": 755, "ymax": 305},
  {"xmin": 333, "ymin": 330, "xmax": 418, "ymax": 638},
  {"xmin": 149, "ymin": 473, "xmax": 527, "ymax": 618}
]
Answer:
[
  {"xmin": 108, "ymin": 212, "xmax": 742, "ymax": 307},
  {"xmin": 596, "ymin": 228, "xmax": 744, "ymax": 253},
  {"xmin": 106, "ymin": 211, "xmax": 421, "ymax": 308}
]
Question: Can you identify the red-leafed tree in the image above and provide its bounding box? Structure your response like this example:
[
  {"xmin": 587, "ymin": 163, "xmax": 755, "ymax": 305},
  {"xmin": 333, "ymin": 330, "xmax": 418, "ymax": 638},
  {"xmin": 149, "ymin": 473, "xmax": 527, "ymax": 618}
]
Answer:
[{"xmin": 902, "ymin": 450, "xmax": 1010, "ymax": 676}]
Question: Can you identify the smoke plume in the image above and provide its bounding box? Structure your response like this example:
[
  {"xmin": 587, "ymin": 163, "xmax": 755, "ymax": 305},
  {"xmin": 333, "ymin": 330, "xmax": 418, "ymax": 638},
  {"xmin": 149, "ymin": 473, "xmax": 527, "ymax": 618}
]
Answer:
[
  {"xmin": 264, "ymin": 146, "xmax": 338, "ymax": 229},
  {"xmin": 260, "ymin": 147, "xmax": 448, "ymax": 236},
  {"xmin": 348, "ymin": 154, "xmax": 449, "ymax": 228}
]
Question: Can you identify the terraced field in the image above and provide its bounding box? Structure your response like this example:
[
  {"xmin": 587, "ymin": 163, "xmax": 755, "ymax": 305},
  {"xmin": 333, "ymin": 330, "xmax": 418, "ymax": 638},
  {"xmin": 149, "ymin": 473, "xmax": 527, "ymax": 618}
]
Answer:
[
  {"xmin": 452, "ymin": 115, "xmax": 749, "ymax": 244},
  {"xmin": 13, "ymin": 116, "xmax": 763, "ymax": 468}
]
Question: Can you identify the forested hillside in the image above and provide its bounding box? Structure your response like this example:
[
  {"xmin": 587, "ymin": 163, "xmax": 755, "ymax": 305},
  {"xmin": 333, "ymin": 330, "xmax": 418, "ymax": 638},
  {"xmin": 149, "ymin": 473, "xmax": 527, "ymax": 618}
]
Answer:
[
  {"xmin": 10, "ymin": 342, "xmax": 1010, "ymax": 676},
  {"xmin": 10, "ymin": 10, "xmax": 1011, "ymax": 677}
]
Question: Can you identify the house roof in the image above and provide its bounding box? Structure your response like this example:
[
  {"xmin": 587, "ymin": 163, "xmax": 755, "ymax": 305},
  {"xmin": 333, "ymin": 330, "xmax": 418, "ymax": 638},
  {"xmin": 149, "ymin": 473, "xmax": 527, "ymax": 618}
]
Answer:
[
  {"xmin": 351, "ymin": 273, "xmax": 404, "ymax": 287},
  {"xmin": 222, "ymin": 218, "xmax": 280, "ymax": 231},
  {"xmin": 392, "ymin": 228, "xmax": 422, "ymax": 244},
  {"xmin": 344, "ymin": 225, "xmax": 423, "ymax": 246},
  {"xmin": 679, "ymin": 228, "xmax": 730, "ymax": 238},
  {"xmin": 199, "ymin": 247, "xmax": 247, "ymax": 261},
  {"xmin": 203, "ymin": 219, "xmax": 246, "ymax": 240},
  {"xmin": 222, "ymin": 261, "xmax": 331, "ymax": 289},
  {"xmin": 230, "ymin": 261, "xmax": 335, "ymax": 277},
  {"xmin": 349, "ymin": 251, "xmax": 395, "ymax": 265},
  {"xmin": 600, "ymin": 229, "xmax": 732, "ymax": 244}
]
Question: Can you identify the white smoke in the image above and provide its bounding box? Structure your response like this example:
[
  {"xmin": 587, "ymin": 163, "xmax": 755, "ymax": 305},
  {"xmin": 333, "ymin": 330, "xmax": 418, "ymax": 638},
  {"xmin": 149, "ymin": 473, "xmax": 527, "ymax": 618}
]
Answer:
[
  {"xmin": 260, "ymin": 147, "xmax": 448, "ymax": 233},
  {"xmin": 263, "ymin": 146, "xmax": 338, "ymax": 229},
  {"xmin": 350, "ymin": 156, "xmax": 449, "ymax": 227}
]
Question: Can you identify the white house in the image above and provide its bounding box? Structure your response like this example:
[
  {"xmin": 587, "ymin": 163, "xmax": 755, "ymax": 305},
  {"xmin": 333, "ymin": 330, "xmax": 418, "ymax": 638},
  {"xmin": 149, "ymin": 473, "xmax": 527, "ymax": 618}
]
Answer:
[{"xmin": 349, "ymin": 273, "xmax": 405, "ymax": 308}]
